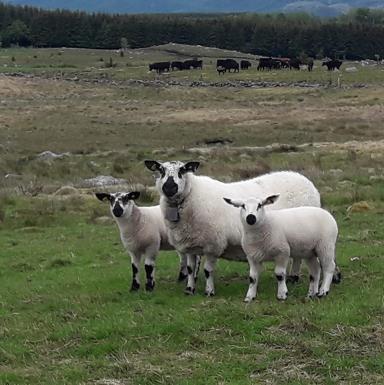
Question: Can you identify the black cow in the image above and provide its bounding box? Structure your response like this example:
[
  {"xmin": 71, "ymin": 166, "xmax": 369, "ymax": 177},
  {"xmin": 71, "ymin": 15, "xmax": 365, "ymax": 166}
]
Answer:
[
  {"xmin": 240, "ymin": 60, "xmax": 252, "ymax": 70},
  {"xmin": 257, "ymin": 57, "xmax": 275, "ymax": 71},
  {"xmin": 216, "ymin": 59, "xmax": 239, "ymax": 73},
  {"xmin": 149, "ymin": 61, "xmax": 171, "ymax": 74},
  {"xmin": 257, "ymin": 57, "xmax": 269, "ymax": 71},
  {"xmin": 322, "ymin": 59, "xmax": 342, "ymax": 71},
  {"xmin": 183, "ymin": 59, "xmax": 203, "ymax": 70},
  {"xmin": 289, "ymin": 58, "xmax": 302, "ymax": 70},
  {"xmin": 171, "ymin": 61, "xmax": 184, "ymax": 71}
]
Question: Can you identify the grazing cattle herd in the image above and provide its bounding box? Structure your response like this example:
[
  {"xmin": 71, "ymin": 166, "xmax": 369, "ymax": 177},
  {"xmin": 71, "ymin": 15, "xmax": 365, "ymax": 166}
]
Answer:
[
  {"xmin": 149, "ymin": 57, "xmax": 343, "ymax": 74},
  {"xmin": 257, "ymin": 57, "xmax": 315, "ymax": 71},
  {"xmin": 97, "ymin": 160, "xmax": 342, "ymax": 302},
  {"xmin": 149, "ymin": 59, "xmax": 203, "ymax": 73}
]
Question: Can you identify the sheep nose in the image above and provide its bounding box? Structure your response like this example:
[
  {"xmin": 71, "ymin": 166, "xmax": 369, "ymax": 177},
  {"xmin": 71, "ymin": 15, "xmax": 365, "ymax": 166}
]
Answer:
[
  {"xmin": 246, "ymin": 214, "xmax": 256, "ymax": 225},
  {"xmin": 162, "ymin": 177, "xmax": 178, "ymax": 197},
  {"xmin": 113, "ymin": 204, "xmax": 124, "ymax": 217}
]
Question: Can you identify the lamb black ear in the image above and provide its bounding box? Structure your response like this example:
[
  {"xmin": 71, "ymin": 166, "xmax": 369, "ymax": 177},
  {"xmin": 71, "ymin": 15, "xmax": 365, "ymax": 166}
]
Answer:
[
  {"xmin": 95, "ymin": 193, "xmax": 111, "ymax": 202},
  {"xmin": 144, "ymin": 160, "xmax": 162, "ymax": 172},
  {"xmin": 183, "ymin": 161, "xmax": 200, "ymax": 173},
  {"xmin": 262, "ymin": 194, "xmax": 280, "ymax": 206},
  {"xmin": 128, "ymin": 191, "xmax": 140, "ymax": 200},
  {"xmin": 223, "ymin": 197, "xmax": 244, "ymax": 208}
]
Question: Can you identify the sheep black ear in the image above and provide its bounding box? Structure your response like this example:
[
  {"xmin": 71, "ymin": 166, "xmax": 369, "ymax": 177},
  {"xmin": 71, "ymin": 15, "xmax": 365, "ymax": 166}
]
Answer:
[
  {"xmin": 128, "ymin": 191, "xmax": 140, "ymax": 200},
  {"xmin": 223, "ymin": 197, "xmax": 233, "ymax": 206},
  {"xmin": 223, "ymin": 197, "xmax": 244, "ymax": 208},
  {"xmin": 183, "ymin": 161, "xmax": 200, "ymax": 173},
  {"xmin": 144, "ymin": 160, "xmax": 162, "ymax": 172},
  {"xmin": 96, "ymin": 193, "xmax": 111, "ymax": 202},
  {"xmin": 262, "ymin": 194, "xmax": 280, "ymax": 206}
]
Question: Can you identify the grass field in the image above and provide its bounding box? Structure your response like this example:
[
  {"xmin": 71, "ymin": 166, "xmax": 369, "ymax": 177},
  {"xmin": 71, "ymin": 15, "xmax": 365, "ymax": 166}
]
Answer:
[{"xmin": 0, "ymin": 44, "xmax": 384, "ymax": 385}]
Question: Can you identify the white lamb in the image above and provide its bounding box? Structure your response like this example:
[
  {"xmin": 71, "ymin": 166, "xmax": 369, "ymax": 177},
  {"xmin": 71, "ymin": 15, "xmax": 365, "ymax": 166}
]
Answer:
[
  {"xmin": 224, "ymin": 195, "xmax": 338, "ymax": 302},
  {"xmin": 96, "ymin": 191, "xmax": 191, "ymax": 291},
  {"xmin": 144, "ymin": 160, "xmax": 322, "ymax": 296}
]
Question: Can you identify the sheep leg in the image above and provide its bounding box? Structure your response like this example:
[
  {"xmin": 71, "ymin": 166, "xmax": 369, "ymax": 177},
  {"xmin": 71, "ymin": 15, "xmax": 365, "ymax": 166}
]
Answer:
[
  {"xmin": 204, "ymin": 255, "xmax": 217, "ymax": 297},
  {"xmin": 332, "ymin": 264, "xmax": 342, "ymax": 284},
  {"xmin": 244, "ymin": 259, "xmax": 262, "ymax": 303},
  {"xmin": 144, "ymin": 254, "xmax": 156, "ymax": 292},
  {"xmin": 317, "ymin": 245, "xmax": 336, "ymax": 298},
  {"xmin": 305, "ymin": 257, "xmax": 321, "ymax": 298},
  {"xmin": 185, "ymin": 254, "xmax": 197, "ymax": 295},
  {"xmin": 287, "ymin": 258, "xmax": 301, "ymax": 283},
  {"xmin": 177, "ymin": 252, "xmax": 188, "ymax": 282},
  {"xmin": 194, "ymin": 255, "xmax": 201, "ymax": 282},
  {"xmin": 275, "ymin": 254, "xmax": 289, "ymax": 300},
  {"xmin": 130, "ymin": 254, "xmax": 141, "ymax": 291}
]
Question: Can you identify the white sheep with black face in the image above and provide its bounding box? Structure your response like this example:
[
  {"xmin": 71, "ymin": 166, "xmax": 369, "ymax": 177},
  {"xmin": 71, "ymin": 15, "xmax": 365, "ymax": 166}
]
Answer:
[
  {"xmin": 225, "ymin": 195, "xmax": 338, "ymax": 302},
  {"xmin": 144, "ymin": 160, "xmax": 322, "ymax": 296},
  {"xmin": 96, "ymin": 191, "xmax": 191, "ymax": 292}
]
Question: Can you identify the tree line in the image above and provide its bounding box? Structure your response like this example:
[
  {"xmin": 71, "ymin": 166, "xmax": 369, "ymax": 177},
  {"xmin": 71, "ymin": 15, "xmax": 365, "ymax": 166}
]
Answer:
[{"xmin": 0, "ymin": 2, "xmax": 384, "ymax": 59}]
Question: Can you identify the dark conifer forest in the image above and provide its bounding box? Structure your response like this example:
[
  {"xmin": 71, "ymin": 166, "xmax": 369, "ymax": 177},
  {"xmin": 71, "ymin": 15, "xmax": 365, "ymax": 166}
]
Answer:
[{"xmin": 1, "ymin": 2, "xmax": 383, "ymax": 59}]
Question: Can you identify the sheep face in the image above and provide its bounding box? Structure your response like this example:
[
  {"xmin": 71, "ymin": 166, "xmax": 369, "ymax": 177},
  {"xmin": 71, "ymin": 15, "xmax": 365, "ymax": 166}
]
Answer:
[
  {"xmin": 223, "ymin": 195, "xmax": 280, "ymax": 226},
  {"xmin": 144, "ymin": 160, "xmax": 199, "ymax": 200},
  {"xmin": 96, "ymin": 192, "xmax": 140, "ymax": 218}
]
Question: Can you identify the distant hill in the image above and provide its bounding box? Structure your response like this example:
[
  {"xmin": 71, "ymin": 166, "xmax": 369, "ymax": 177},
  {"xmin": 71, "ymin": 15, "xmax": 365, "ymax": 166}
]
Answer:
[{"xmin": 5, "ymin": 0, "xmax": 384, "ymax": 16}]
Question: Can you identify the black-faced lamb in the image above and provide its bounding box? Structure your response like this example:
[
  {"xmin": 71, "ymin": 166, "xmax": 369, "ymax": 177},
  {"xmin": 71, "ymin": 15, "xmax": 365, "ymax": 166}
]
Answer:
[
  {"xmin": 224, "ymin": 195, "xmax": 338, "ymax": 302},
  {"xmin": 96, "ymin": 191, "xmax": 191, "ymax": 291}
]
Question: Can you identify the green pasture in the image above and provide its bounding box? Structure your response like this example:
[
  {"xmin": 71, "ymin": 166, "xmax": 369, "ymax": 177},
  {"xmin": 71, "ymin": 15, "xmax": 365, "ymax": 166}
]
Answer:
[
  {"xmin": 0, "ymin": 195, "xmax": 383, "ymax": 384},
  {"xmin": 0, "ymin": 45, "xmax": 383, "ymax": 384}
]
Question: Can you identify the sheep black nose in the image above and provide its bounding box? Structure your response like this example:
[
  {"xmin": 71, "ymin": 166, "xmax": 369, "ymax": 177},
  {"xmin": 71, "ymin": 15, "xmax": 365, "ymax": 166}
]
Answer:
[
  {"xmin": 113, "ymin": 204, "xmax": 124, "ymax": 217},
  {"xmin": 162, "ymin": 176, "xmax": 178, "ymax": 197},
  {"xmin": 246, "ymin": 214, "xmax": 256, "ymax": 225}
]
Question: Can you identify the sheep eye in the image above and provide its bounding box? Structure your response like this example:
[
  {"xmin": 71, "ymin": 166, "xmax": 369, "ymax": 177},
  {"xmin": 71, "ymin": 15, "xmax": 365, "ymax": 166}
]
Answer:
[
  {"xmin": 178, "ymin": 167, "xmax": 186, "ymax": 178},
  {"xmin": 241, "ymin": 204, "xmax": 245, "ymax": 209},
  {"xmin": 155, "ymin": 167, "xmax": 165, "ymax": 178},
  {"xmin": 257, "ymin": 204, "xmax": 262, "ymax": 210}
]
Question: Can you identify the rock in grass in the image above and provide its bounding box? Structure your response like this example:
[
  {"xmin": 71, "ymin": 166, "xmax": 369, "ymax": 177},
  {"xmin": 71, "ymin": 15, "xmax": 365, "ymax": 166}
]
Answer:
[
  {"xmin": 81, "ymin": 175, "xmax": 127, "ymax": 188},
  {"xmin": 36, "ymin": 151, "xmax": 69, "ymax": 161},
  {"xmin": 347, "ymin": 201, "xmax": 373, "ymax": 213},
  {"xmin": 54, "ymin": 186, "xmax": 79, "ymax": 196},
  {"xmin": 329, "ymin": 169, "xmax": 343, "ymax": 177}
]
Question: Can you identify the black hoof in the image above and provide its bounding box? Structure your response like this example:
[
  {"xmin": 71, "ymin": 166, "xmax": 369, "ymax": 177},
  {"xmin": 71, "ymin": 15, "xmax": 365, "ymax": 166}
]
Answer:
[
  {"xmin": 145, "ymin": 282, "xmax": 155, "ymax": 292},
  {"xmin": 178, "ymin": 271, "xmax": 188, "ymax": 282},
  {"xmin": 332, "ymin": 271, "xmax": 342, "ymax": 284},
  {"xmin": 205, "ymin": 291, "xmax": 215, "ymax": 297},
  {"xmin": 287, "ymin": 275, "xmax": 299, "ymax": 283},
  {"xmin": 130, "ymin": 281, "xmax": 140, "ymax": 292},
  {"xmin": 184, "ymin": 286, "xmax": 195, "ymax": 295}
]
